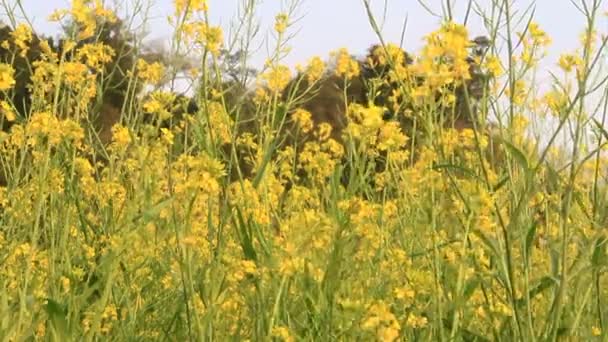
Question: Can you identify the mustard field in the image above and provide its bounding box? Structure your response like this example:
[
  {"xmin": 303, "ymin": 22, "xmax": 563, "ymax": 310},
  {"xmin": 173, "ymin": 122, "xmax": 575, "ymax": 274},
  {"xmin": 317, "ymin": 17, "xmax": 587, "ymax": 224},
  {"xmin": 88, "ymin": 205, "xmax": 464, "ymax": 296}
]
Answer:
[{"xmin": 1, "ymin": 0, "xmax": 608, "ymax": 340}]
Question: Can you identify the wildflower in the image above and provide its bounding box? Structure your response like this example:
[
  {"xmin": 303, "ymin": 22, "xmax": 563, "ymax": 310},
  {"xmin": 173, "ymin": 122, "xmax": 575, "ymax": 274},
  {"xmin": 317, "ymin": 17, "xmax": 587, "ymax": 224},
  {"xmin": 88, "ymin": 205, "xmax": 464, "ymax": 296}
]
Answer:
[
  {"xmin": 262, "ymin": 64, "xmax": 292, "ymax": 93},
  {"xmin": 207, "ymin": 101, "xmax": 234, "ymax": 144},
  {"xmin": 316, "ymin": 122, "xmax": 333, "ymax": 141},
  {"xmin": 0, "ymin": 63, "xmax": 16, "ymax": 91},
  {"xmin": 484, "ymin": 55, "xmax": 503, "ymax": 77},
  {"xmin": 60, "ymin": 276, "xmax": 71, "ymax": 293},
  {"xmin": 271, "ymin": 326, "xmax": 294, "ymax": 342},
  {"xmin": 362, "ymin": 302, "xmax": 401, "ymax": 341},
  {"xmin": 202, "ymin": 25, "xmax": 223, "ymax": 56},
  {"xmin": 292, "ymin": 108, "xmax": 313, "ymax": 133},
  {"xmin": 301, "ymin": 56, "xmax": 325, "ymax": 83},
  {"xmin": 369, "ymin": 43, "xmax": 406, "ymax": 67},
  {"xmin": 62, "ymin": 61, "xmax": 89, "ymax": 85},
  {"xmin": 143, "ymin": 91, "xmax": 177, "ymax": 120},
  {"xmin": 558, "ymin": 53, "xmax": 582, "ymax": 73},
  {"xmin": 274, "ymin": 13, "xmax": 289, "ymax": 34},
  {"xmin": 93, "ymin": 0, "xmax": 118, "ymax": 22},
  {"xmin": 378, "ymin": 121, "xmax": 408, "ymax": 151},
  {"xmin": 77, "ymin": 43, "xmax": 115, "ymax": 70},
  {"xmin": 71, "ymin": 0, "xmax": 97, "ymax": 40},
  {"xmin": 240, "ymin": 260, "xmax": 257, "ymax": 276},
  {"xmin": 333, "ymin": 48, "xmax": 360, "ymax": 79},
  {"xmin": 528, "ymin": 22, "xmax": 552, "ymax": 46},
  {"xmin": 160, "ymin": 128, "xmax": 174, "ymax": 146},
  {"xmin": 136, "ymin": 58, "xmax": 165, "ymax": 84},
  {"xmin": 507, "ymin": 80, "xmax": 527, "ymax": 106},
  {"xmin": 48, "ymin": 9, "xmax": 69, "ymax": 22},
  {"xmin": 592, "ymin": 326, "xmax": 602, "ymax": 336},
  {"xmin": 111, "ymin": 124, "xmax": 131, "ymax": 148},
  {"xmin": 0, "ymin": 101, "xmax": 16, "ymax": 122},
  {"xmin": 406, "ymin": 312, "xmax": 428, "ymax": 328},
  {"xmin": 10, "ymin": 24, "xmax": 33, "ymax": 57},
  {"xmin": 174, "ymin": 0, "xmax": 208, "ymax": 16}
]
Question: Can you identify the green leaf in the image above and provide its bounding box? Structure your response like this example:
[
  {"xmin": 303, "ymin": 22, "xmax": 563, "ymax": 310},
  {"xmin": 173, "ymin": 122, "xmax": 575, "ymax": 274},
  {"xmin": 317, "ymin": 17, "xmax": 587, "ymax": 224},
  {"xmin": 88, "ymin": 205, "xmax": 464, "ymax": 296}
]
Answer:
[
  {"xmin": 500, "ymin": 138, "xmax": 529, "ymax": 171},
  {"xmin": 45, "ymin": 298, "xmax": 69, "ymax": 339},
  {"xmin": 492, "ymin": 175, "xmax": 510, "ymax": 192},
  {"xmin": 524, "ymin": 221, "xmax": 538, "ymax": 265},
  {"xmin": 592, "ymin": 236, "xmax": 608, "ymax": 268},
  {"xmin": 234, "ymin": 206, "xmax": 257, "ymax": 261}
]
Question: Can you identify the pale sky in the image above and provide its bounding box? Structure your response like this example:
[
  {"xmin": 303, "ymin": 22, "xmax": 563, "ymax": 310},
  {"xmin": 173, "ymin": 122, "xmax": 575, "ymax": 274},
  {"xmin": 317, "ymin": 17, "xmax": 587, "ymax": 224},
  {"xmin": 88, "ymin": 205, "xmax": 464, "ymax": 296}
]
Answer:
[{"xmin": 0, "ymin": 0, "xmax": 596, "ymax": 71}]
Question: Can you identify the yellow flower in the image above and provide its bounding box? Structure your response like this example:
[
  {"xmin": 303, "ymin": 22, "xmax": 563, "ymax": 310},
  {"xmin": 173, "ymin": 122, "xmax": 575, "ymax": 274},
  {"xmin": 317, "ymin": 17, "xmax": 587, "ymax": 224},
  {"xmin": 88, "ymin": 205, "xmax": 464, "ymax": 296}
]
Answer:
[
  {"xmin": 558, "ymin": 53, "xmax": 582, "ymax": 73},
  {"xmin": 48, "ymin": 9, "xmax": 69, "ymax": 22},
  {"xmin": 240, "ymin": 259, "xmax": 257, "ymax": 276},
  {"xmin": 0, "ymin": 101, "xmax": 16, "ymax": 122},
  {"xmin": 592, "ymin": 326, "xmax": 602, "ymax": 336},
  {"xmin": 262, "ymin": 64, "xmax": 292, "ymax": 93},
  {"xmin": 271, "ymin": 326, "xmax": 294, "ymax": 342},
  {"xmin": 136, "ymin": 58, "xmax": 165, "ymax": 84},
  {"xmin": 274, "ymin": 13, "xmax": 289, "ymax": 34},
  {"xmin": 362, "ymin": 302, "xmax": 401, "ymax": 341},
  {"xmin": 406, "ymin": 312, "xmax": 428, "ymax": 328},
  {"xmin": 333, "ymin": 48, "xmax": 360, "ymax": 79},
  {"xmin": 369, "ymin": 43, "xmax": 406, "ymax": 67},
  {"xmin": 71, "ymin": 0, "xmax": 97, "ymax": 40},
  {"xmin": 528, "ymin": 22, "xmax": 552, "ymax": 46},
  {"xmin": 378, "ymin": 121, "xmax": 408, "ymax": 151},
  {"xmin": 185, "ymin": 23, "xmax": 224, "ymax": 56},
  {"xmin": 10, "ymin": 24, "xmax": 33, "ymax": 57},
  {"xmin": 484, "ymin": 55, "xmax": 503, "ymax": 77},
  {"xmin": 302, "ymin": 56, "xmax": 325, "ymax": 83},
  {"xmin": 0, "ymin": 63, "xmax": 16, "ymax": 91},
  {"xmin": 62, "ymin": 61, "xmax": 89, "ymax": 85},
  {"xmin": 316, "ymin": 122, "xmax": 333, "ymax": 141},
  {"xmin": 203, "ymin": 25, "xmax": 223, "ymax": 56},
  {"xmin": 77, "ymin": 43, "xmax": 115, "ymax": 70},
  {"xmin": 60, "ymin": 276, "xmax": 71, "ymax": 293},
  {"xmin": 174, "ymin": 0, "xmax": 208, "ymax": 16},
  {"xmin": 143, "ymin": 91, "xmax": 177, "ymax": 120},
  {"xmin": 111, "ymin": 124, "xmax": 131, "ymax": 148},
  {"xmin": 160, "ymin": 128, "xmax": 174, "ymax": 146},
  {"xmin": 292, "ymin": 108, "xmax": 313, "ymax": 133}
]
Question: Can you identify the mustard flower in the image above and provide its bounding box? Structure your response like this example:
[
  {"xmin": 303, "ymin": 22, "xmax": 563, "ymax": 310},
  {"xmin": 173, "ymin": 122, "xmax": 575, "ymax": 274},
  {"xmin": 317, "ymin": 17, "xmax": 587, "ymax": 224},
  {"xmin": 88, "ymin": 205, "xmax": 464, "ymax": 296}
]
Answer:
[
  {"xmin": 10, "ymin": 24, "xmax": 33, "ymax": 57},
  {"xmin": 111, "ymin": 124, "xmax": 131, "ymax": 148},
  {"xmin": 292, "ymin": 108, "xmax": 313, "ymax": 133},
  {"xmin": 77, "ymin": 43, "xmax": 115, "ymax": 71},
  {"xmin": 274, "ymin": 13, "xmax": 289, "ymax": 34},
  {"xmin": 333, "ymin": 48, "xmax": 360, "ymax": 79},
  {"xmin": 298, "ymin": 56, "xmax": 325, "ymax": 83},
  {"xmin": 0, "ymin": 63, "xmax": 16, "ymax": 91},
  {"xmin": 136, "ymin": 58, "xmax": 165, "ymax": 84},
  {"xmin": 271, "ymin": 326, "xmax": 294, "ymax": 342},
  {"xmin": 262, "ymin": 64, "xmax": 292, "ymax": 93},
  {"xmin": 0, "ymin": 101, "xmax": 15, "ymax": 122},
  {"xmin": 558, "ymin": 53, "xmax": 582, "ymax": 73}
]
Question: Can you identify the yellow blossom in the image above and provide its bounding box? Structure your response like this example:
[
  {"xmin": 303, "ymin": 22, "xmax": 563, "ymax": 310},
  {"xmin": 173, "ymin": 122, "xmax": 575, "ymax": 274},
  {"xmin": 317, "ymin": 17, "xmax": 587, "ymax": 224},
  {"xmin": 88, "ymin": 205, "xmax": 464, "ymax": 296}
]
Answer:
[
  {"xmin": 274, "ymin": 13, "xmax": 289, "ymax": 34},
  {"xmin": 292, "ymin": 108, "xmax": 313, "ymax": 134},
  {"xmin": 0, "ymin": 101, "xmax": 16, "ymax": 122},
  {"xmin": 262, "ymin": 64, "xmax": 292, "ymax": 93},
  {"xmin": 0, "ymin": 63, "xmax": 16, "ymax": 90},
  {"xmin": 558, "ymin": 53, "xmax": 582, "ymax": 73},
  {"xmin": 111, "ymin": 124, "xmax": 131, "ymax": 148},
  {"xmin": 333, "ymin": 48, "xmax": 360, "ymax": 79},
  {"xmin": 136, "ymin": 59, "xmax": 165, "ymax": 84},
  {"xmin": 301, "ymin": 56, "xmax": 325, "ymax": 83},
  {"xmin": 10, "ymin": 24, "xmax": 33, "ymax": 57}
]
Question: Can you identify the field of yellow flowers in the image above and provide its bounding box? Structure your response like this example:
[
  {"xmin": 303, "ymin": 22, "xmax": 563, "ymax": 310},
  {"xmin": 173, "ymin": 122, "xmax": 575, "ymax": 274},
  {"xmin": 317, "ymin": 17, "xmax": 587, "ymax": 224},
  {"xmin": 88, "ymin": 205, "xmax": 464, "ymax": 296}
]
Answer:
[{"xmin": 1, "ymin": 0, "xmax": 608, "ymax": 340}]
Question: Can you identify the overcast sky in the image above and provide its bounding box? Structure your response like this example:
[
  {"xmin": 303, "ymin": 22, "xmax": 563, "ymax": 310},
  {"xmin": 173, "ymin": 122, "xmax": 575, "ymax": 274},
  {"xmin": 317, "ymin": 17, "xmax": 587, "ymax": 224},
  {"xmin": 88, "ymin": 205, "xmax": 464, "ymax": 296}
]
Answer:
[{"xmin": 1, "ymin": 0, "xmax": 597, "ymax": 71}]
